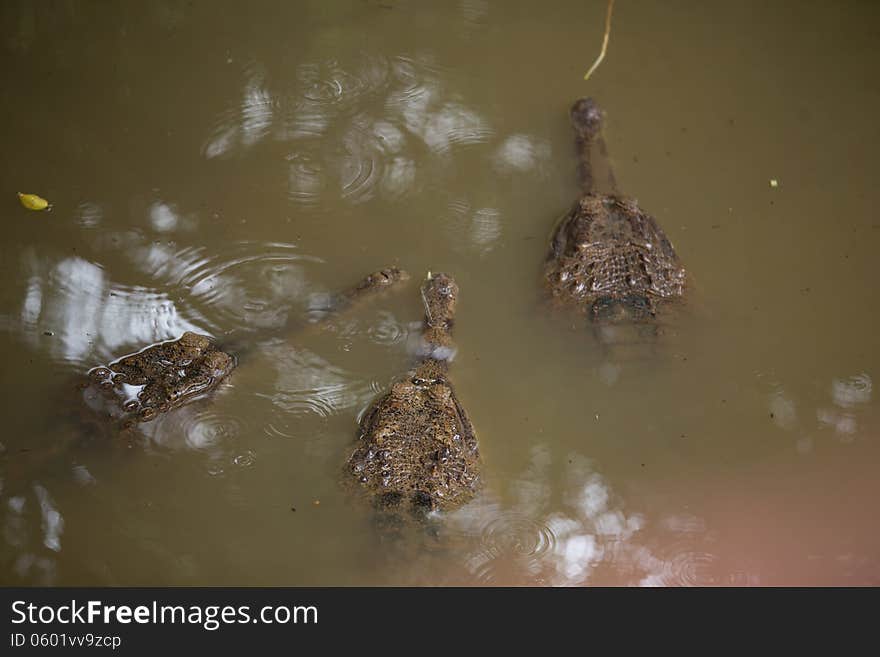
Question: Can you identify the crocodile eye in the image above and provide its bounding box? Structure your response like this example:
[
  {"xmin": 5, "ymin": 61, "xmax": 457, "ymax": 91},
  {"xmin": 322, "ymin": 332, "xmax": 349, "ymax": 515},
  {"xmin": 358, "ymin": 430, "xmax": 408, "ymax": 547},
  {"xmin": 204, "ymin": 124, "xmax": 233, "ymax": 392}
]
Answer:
[
  {"xmin": 89, "ymin": 367, "xmax": 111, "ymax": 382},
  {"xmin": 412, "ymin": 491, "xmax": 433, "ymax": 509},
  {"xmin": 380, "ymin": 491, "xmax": 402, "ymax": 506}
]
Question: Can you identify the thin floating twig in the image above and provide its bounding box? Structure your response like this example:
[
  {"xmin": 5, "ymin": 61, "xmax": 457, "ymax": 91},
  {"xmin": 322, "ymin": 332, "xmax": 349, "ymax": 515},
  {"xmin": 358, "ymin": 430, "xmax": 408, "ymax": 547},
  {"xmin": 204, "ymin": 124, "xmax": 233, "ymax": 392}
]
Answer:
[{"xmin": 583, "ymin": 0, "xmax": 615, "ymax": 81}]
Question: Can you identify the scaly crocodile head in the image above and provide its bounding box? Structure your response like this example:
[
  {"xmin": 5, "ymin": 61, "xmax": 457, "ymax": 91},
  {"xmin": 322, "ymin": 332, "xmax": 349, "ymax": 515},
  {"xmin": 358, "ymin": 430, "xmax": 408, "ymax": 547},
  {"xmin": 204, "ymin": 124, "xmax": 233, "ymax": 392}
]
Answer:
[{"xmin": 417, "ymin": 272, "xmax": 459, "ymax": 362}]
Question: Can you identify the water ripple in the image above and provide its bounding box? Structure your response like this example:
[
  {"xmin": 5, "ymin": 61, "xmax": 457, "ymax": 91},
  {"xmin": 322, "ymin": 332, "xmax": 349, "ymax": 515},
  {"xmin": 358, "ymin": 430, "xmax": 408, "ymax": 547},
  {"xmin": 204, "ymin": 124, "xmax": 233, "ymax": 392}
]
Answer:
[
  {"xmin": 74, "ymin": 201, "xmax": 103, "ymax": 228},
  {"xmin": 386, "ymin": 55, "xmax": 492, "ymax": 154},
  {"xmin": 205, "ymin": 54, "xmax": 391, "ymax": 159},
  {"xmin": 257, "ymin": 344, "xmax": 376, "ymax": 428},
  {"xmin": 286, "ymin": 151, "xmax": 326, "ymax": 205},
  {"xmin": 366, "ymin": 311, "xmax": 408, "ymax": 346},
  {"xmin": 17, "ymin": 252, "xmax": 203, "ymax": 367},
  {"xmin": 232, "ymin": 450, "xmax": 256, "ymax": 468},
  {"xmin": 203, "ymin": 62, "xmax": 276, "ymax": 157},
  {"xmin": 182, "ymin": 411, "xmax": 244, "ymax": 451},
  {"xmin": 492, "ymin": 134, "xmax": 552, "ymax": 176},
  {"xmin": 204, "ymin": 51, "xmax": 490, "ymax": 209},
  {"xmin": 460, "ymin": 510, "xmax": 556, "ymax": 585},
  {"xmin": 832, "ymin": 373, "xmax": 872, "ymax": 408},
  {"xmin": 339, "ymin": 122, "xmax": 381, "ymax": 202},
  {"xmin": 636, "ymin": 544, "xmax": 719, "ymax": 587},
  {"xmin": 480, "ymin": 512, "xmax": 555, "ymax": 559},
  {"xmin": 387, "ymin": 55, "xmax": 445, "ymax": 106},
  {"xmin": 135, "ymin": 241, "xmax": 321, "ymax": 333},
  {"xmin": 296, "ymin": 55, "xmax": 390, "ymax": 112},
  {"xmin": 269, "ymin": 382, "xmax": 356, "ymax": 419},
  {"xmin": 285, "ymin": 118, "xmax": 387, "ymax": 206},
  {"xmin": 148, "ymin": 404, "xmax": 247, "ymax": 455},
  {"xmin": 443, "ymin": 198, "xmax": 502, "ymax": 256}
]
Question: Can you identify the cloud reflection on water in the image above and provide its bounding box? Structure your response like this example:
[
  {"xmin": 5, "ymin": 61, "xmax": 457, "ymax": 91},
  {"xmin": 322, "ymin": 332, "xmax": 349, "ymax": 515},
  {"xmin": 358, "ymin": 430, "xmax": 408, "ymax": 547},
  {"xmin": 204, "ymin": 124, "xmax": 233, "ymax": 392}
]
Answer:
[
  {"xmin": 201, "ymin": 52, "xmax": 503, "ymax": 218},
  {"xmin": 443, "ymin": 447, "xmax": 721, "ymax": 586},
  {"xmin": 17, "ymin": 250, "xmax": 202, "ymax": 366},
  {"xmin": 767, "ymin": 373, "xmax": 874, "ymax": 448}
]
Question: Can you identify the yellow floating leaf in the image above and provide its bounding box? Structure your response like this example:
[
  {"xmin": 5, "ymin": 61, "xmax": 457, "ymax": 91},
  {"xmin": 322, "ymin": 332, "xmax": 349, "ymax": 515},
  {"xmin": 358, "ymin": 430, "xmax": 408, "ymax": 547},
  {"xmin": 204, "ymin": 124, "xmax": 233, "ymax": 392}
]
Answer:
[{"xmin": 18, "ymin": 192, "xmax": 50, "ymax": 211}]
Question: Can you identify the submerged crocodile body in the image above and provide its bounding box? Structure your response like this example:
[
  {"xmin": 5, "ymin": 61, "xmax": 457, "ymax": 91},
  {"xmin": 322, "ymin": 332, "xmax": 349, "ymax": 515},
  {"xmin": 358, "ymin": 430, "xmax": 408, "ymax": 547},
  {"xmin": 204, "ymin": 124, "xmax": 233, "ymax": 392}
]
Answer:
[
  {"xmin": 80, "ymin": 267, "xmax": 409, "ymax": 427},
  {"xmin": 544, "ymin": 98, "xmax": 686, "ymax": 329},
  {"xmin": 346, "ymin": 273, "xmax": 481, "ymax": 518}
]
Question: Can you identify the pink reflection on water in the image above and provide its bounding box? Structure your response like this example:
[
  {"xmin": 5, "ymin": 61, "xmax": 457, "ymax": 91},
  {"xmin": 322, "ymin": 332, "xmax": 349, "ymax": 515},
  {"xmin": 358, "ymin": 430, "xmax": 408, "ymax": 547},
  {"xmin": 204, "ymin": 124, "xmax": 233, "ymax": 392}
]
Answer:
[
  {"xmin": 679, "ymin": 446, "xmax": 880, "ymax": 586},
  {"xmin": 438, "ymin": 436, "xmax": 880, "ymax": 586}
]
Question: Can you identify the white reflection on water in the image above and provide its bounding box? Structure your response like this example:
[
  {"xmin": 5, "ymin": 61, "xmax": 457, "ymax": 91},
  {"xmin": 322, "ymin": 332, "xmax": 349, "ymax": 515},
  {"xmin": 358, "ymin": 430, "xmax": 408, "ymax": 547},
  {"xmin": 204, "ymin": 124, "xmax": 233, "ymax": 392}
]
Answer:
[
  {"xmin": 385, "ymin": 53, "xmax": 494, "ymax": 154},
  {"xmin": 769, "ymin": 390, "xmax": 797, "ymax": 430},
  {"xmin": 75, "ymin": 201, "xmax": 103, "ymax": 228},
  {"xmin": 18, "ymin": 250, "xmax": 202, "ymax": 365},
  {"xmin": 33, "ymin": 484, "xmax": 63, "ymax": 552},
  {"xmin": 130, "ymin": 240, "xmax": 318, "ymax": 333},
  {"xmin": 338, "ymin": 117, "xmax": 382, "ymax": 203},
  {"xmin": 4, "ymin": 495, "xmax": 27, "ymax": 548},
  {"xmin": 492, "ymin": 133, "xmax": 552, "ymax": 176},
  {"xmin": 817, "ymin": 408, "xmax": 858, "ymax": 440},
  {"xmin": 257, "ymin": 341, "xmax": 377, "ymax": 421},
  {"xmin": 202, "ymin": 52, "xmax": 500, "ymax": 215},
  {"xmin": 832, "ymin": 374, "xmax": 872, "ymax": 408},
  {"xmin": 447, "ymin": 448, "xmax": 720, "ymax": 586},
  {"xmin": 240, "ymin": 67, "xmax": 274, "ymax": 147},
  {"xmin": 204, "ymin": 64, "xmax": 275, "ymax": 156},
  {"xmin": 71, "ymin": 465, "xmax": 96, "ymax": 486},
  {"xmin": 767, "ymin": 373, "xmax": 874, "ymax": 447},
  {"xmin": 2, "ymin": 485, "xmax": 61, "ymax": 585},
  {"xmin": 145, "ymin": 400, "xmax": 247, "ymax": 456},
  {"xmin": 195, "ymin": 48, "xmax": 558, "ymax": 258},
  {"xmin": 149, "ymin": 201, "xmax": 178, "ymax": 232},
  {"xmin": 147, "ymin": 200, "xmax": 197, "ymax": 233},
  {"xmin": 410, "ymin": 100, "xmax": 493, "ymax": 154},
  {"xmin": 444, "ymin": 199, "xmax": 503, "ymax": 256}
]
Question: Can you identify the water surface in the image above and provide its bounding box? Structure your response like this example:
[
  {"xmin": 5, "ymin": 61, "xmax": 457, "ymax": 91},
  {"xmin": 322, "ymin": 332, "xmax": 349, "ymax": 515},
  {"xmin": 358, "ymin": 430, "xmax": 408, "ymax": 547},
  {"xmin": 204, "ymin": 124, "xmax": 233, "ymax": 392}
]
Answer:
[{"xmin": 1, "ymin": 0, "xmax": 878, "ymax": 585}]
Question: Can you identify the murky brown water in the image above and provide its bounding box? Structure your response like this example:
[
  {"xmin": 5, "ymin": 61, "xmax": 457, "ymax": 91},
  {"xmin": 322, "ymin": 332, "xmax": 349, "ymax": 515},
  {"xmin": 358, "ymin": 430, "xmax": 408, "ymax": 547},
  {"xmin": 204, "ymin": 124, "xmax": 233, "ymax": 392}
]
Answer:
[{"xmin": 2, "ymin": 0, "xmax": 879, "ymax": 586}]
